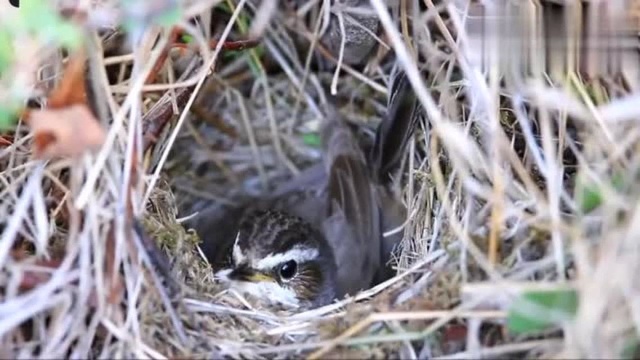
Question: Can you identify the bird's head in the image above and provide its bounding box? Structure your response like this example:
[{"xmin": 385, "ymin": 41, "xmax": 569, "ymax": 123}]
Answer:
[{"xmin": 215, "ymin": 209, "xmax": 337, "ymax": 309}]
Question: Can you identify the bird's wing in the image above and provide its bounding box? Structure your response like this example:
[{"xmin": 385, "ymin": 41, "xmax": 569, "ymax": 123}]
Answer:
[
  {"xmin": 369, "ymin": 67, "xmax": 425, "ymax": 283},
  {"xmin": 369, "ymin": 67, "xmax": 422, "ymax": 185},
  {"xmin": 320, "ymin": 104, "xmax": 382, "ymax": 296}
]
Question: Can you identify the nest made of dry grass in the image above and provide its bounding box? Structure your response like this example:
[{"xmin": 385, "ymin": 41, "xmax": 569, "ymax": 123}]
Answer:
[{"xmin": 1, "ymin": 0, "xmax": 640, "ymax": 358}]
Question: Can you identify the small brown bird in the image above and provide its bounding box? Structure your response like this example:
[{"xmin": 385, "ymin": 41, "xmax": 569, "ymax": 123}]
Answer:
[{"xmin": 192, "ymin": 69, "xmax": 421, "ymax": 309}]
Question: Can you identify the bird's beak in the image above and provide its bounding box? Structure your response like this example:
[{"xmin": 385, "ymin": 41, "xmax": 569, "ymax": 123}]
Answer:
[
  {"xmin": 228, "ymin": 266, "xmax": 274, "ymax": 282},
  {"xmin": 245, "ymin": 272, "xmax": 274, "ymax": 282}
]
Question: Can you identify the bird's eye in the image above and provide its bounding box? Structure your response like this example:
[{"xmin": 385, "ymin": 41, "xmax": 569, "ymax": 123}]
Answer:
[{"xmin": 278, "ymin": 260, "xmax": 297, "ymax": 280}]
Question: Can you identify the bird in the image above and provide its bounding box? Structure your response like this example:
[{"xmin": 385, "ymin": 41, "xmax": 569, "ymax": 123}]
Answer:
[{"xmin": 191, "ymin": 68, "xmax": 422, "ymax": 309}]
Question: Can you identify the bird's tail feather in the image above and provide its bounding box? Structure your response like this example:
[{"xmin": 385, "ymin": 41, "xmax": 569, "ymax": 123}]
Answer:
[{"xmin": 369, "ymin": 67, "xmax": 424, "ymax": 185}]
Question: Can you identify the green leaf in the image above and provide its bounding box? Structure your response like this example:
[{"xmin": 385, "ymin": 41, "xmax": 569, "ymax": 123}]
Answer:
[
  {"xmin": 216, "ymin": 2, "xmax": 233, "ymax": 14},
  {"xmin": 507, "ymin": 289, "xmax": 578, "ymax": 335},
  {"xmin": 577, "ymin": 173, "xmax": 626, "ymax": 213},
  {"xmin": 302, "ymin": 133, "xmax": 321, "ymax": 147},
  {"xmin": 18, "ymin": 0, "xmax": 82, "ymax": 49},
  {"xmin": 0, "ymin": 28, "xmax": 14, "ymax": 75},
  {"xmin": 181, "ymin": 34, "xmax": 193, "ymax": 44},
  {"xmin": 58, "ymin": 23, "xmax": 83, "ymax": 48},
  {"xmin": 155, "ymin": 5, "xmax": 182, "ymax": 27},
  {"xmin": 47, "ymin": 21, "xmax": 83, "ymax": 49},
  {"xmin": 578, "ymin": 182, "xmax": 603, "ymax": 213},
  {"xmin": 621, "ymin": 338, "xmax": 640, "ymax": 359},
  {"xmin": 0, "ymin": 105, "xmax": 18, "ymax": 130}
]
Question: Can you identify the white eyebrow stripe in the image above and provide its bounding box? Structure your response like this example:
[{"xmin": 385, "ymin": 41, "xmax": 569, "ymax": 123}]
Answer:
[{"xmin": 256, "ymin": 247, "xmax": 319, "ymax": 270}]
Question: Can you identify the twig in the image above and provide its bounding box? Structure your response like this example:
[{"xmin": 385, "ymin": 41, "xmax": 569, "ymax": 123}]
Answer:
[
  {"xmin": 142, "ymin": 86, "xmax": 193, "ymax": 153},
  {"xmin": 146, "ymin": 27, "xmax": 261, "ymax": 86}
]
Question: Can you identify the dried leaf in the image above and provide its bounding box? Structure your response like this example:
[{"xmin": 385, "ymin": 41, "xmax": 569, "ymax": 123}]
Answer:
[
  {"xmin": 27, "ymin": 104, "xmax": 105, "ymax": 159},
  {"xmin": 24, "ymin": 48, "xmax": 104, "ymax": 159},
  {"xmin": 47, "ymin": 48, "xmax": 87, "ymax": 108}
]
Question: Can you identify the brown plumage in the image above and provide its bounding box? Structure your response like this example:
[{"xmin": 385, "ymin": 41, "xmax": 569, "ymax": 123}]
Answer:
[{"xmin": 191, "ymin": 69, "xmax": 422, "ymax": 308}]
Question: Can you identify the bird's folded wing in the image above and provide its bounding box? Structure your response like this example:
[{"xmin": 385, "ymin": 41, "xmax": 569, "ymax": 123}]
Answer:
[
  {"xmin": 320, "ymin": 105, "xmax": 382, "ymax": 296},
  {"xmin": 369, "ymin": 68, "xmax": 424, "ymax": 282}
]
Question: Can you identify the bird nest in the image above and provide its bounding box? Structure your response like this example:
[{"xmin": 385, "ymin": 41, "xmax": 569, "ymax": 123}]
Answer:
[{"xmin": 2, "ymin": 0, "xmax": 640, "ymax": 358}]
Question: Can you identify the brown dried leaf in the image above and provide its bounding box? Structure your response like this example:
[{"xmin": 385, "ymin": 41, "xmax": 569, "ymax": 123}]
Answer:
[
  {"xmin": 48, "ymin": 49, "xmax": 87, "ymax": 108},
  {"xmin": 23, "ymin": 48, "xmax": 104, "ymax": 159},
  {"xmin": 28, "ymin": 104, "xmax": 106, "ymax": 159}
]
